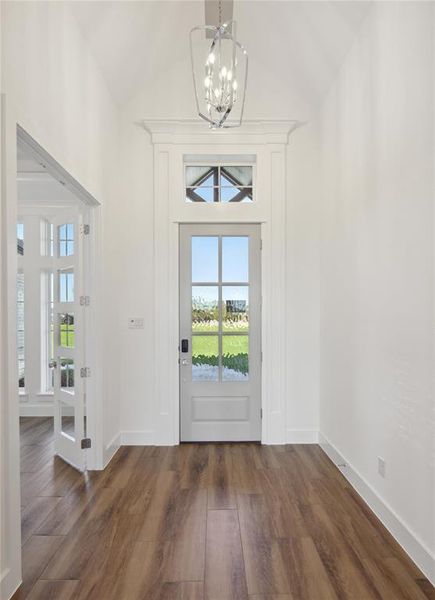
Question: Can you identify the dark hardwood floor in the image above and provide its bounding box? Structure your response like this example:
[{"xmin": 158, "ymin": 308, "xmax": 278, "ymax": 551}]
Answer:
[{"xmin": 14, "ymin": 417, "xmax": 434, "ymax": 600}]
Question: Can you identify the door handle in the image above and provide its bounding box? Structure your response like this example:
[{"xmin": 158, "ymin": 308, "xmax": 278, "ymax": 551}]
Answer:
[
  {"xmin": 181, "ymin": 358, "xmax": 189, "ymax": 366},
  {"xmin": 49, "ymin": 360, "xmax": 57, "ymax": 369}
]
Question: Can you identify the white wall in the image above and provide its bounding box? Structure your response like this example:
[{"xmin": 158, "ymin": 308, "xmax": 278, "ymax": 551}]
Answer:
[
  {"xmin": 319, "ymin": 0, "xmax": 435, "ymax": 577},
  {"xmin": 287, "ymin": 123, "xmax": 320, "ymax": 439},
  {"xmin": 0, "ymin": 3, "xmax": 120, "ymax": 597}
]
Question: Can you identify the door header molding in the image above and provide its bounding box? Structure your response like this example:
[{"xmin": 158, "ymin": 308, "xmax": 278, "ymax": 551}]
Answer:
[{"xmin": 140, "ymin": 119, "xmax": 306, "ymax": 145}]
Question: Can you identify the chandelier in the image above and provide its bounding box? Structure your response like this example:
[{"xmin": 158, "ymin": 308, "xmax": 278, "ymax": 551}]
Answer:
[{"xmin": 190, "ymin": 13, "xmax": 248, "ymax": 128}]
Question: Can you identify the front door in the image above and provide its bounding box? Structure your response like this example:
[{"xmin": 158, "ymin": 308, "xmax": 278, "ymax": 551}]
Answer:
[
  {"xmin": 180, "ymin": 224, "xmax": 261, "ymax": 441},
  {"xmin": 51, "ymin": 213, "xmax": 87, "ymax": 470}
]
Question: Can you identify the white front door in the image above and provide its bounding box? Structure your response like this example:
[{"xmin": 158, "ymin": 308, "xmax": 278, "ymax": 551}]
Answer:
[
  {"xmin": 180, "ymin": 224, "xmax": 261, "ymax": 441},
  {"xmin": 51, "ymin": 213, "xmax": 87, "ymax": 470}
]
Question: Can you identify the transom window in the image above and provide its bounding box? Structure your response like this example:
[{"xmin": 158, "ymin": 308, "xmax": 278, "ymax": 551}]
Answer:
[{"xmin": 185, "ymin": 165, "xmax": 253, "ymax": 203}]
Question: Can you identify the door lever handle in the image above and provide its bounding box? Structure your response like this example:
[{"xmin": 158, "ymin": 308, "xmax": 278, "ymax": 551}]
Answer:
[{"xmin": 181, "ymin": 358, "xmax": 189, "ymax": 366}]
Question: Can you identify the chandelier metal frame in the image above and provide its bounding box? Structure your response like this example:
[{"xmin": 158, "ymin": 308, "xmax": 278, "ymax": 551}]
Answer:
[{"xmin": 190, "ymin": 19, "xmax": 248, "ymax": 129}]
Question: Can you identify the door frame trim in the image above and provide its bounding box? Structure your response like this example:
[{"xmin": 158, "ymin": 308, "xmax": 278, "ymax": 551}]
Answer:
[
  {"xmin": 146, "ymin": 120, "xmax": 295, "ymax": 445},
  {"xmin": 15, "ymin": 125, "xmax": 103, "ymax": 471}
]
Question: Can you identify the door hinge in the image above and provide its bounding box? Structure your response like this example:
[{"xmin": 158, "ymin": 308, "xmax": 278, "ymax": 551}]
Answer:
[
  {"xmin": 80, "ymin": 295, "xmax": 91, "ymax": 306},
  {"xmin": 80, "ymin": 367, "xmax": 91, "ymax": 378},
  {"xmin": 81, "ymin": 437, "xmax": 91, "ymax": 449},
  {"xmin": 260, "ymin": 408, "xmax": 263, "ymax": 419},
  {"xmin": 81, "ymin": 224, "xmax": 90, "ymax": 235},
  {"xmin": 260, "ymin": 239, "xmax": 263, "ymax": 250},
  {"xmin": 261, "ymin": 351, "xmax": 263, "ymax": 363}
]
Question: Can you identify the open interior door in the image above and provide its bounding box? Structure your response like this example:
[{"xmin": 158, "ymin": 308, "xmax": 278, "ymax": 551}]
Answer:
[{"xmin": 51, "ymin": 213, "xmax": 87, "ymax": 471}]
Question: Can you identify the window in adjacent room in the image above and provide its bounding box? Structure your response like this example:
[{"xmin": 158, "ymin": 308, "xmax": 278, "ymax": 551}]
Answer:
[{"xmin": 17, "ymin": 272, "xmax": 25, "ymax": 388}]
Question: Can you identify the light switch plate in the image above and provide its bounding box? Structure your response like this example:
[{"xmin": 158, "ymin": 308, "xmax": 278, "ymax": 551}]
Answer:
[{"xmin": 128, "ymin": 317, "xmax": 144, "ymax": 329}]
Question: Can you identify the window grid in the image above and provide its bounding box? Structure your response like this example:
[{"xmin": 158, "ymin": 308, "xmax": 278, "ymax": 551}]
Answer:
[
  {"xmin": 191, "ymin": 235, "xmax": 249, "ymax": 382},
  {"xmin": 59, "ymin": 313, "xmax": 75, "ymax": 348},
  {"xmin": 185, "ymin": 165, "xmax": 254, "ymax": 204},
  {"xmin": 58, "ymin": 223, "xmax": 74, "ymax": 257}
]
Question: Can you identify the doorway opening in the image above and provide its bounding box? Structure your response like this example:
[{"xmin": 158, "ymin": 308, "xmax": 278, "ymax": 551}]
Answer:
[
  {"xmin": 16, "ymin": 128, "xmax": 99, "ymax": 549},
  {"xmin": 179, "ymin": 223, "xmax": 262, "ymax": 442}
]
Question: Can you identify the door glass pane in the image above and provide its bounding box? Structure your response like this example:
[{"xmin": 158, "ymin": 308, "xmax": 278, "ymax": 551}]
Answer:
[
  {"xmin": 59, "ymin": 269, "xmax": 74, "ymax": 302},
  {"xmin": 59, "ymin": 313, "xmax": 75, "ymax": 347},
  {"xmin": 58, "ymin": 223, "xmax": 74, "ymax": 257},
  {"xmin": 192, "ymin": 336, "xmax": 218, "ymax": 381},
  {"xmin": 222, "ymin": 286, "xmax": 249, "ymax": 333},
  {"xmin": 192, "ymin": 237, "xmax": 218, "ymax": 282},
  {"xmin": 222, "ymin": 335, "xmax": 249, "ymax": 381},
  {"xmin": 60, "ymin": 400, "xmax": 75, "ymax": 439},
  {"xmin": 192, "ymin": 286, "xmax": 218, "ymax": 333},
  {"xmin": 60, "ymin": 358, "xmax": 75, "ymax": 391},
  {"xmin": 222, "ymin": 237, "xmax": 249, "ymax": 282}
]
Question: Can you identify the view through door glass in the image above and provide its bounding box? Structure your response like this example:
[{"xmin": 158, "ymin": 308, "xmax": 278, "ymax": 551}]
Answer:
[{"xmin": 191, "ymin": 236, "xmax": 249, "ymax": 382}]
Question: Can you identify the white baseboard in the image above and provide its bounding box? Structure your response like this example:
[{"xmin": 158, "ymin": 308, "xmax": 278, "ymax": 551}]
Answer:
[
  {"xmin": 286, "ymin": 429, "xmax": 319, "ymax": 444},
  {"xmin": 1, "ymin": 566, "xmax": 21, "ymax": 600},
  {"xmin": 19, "ymin": 404, "xmax": 54, "ymax": 417},
  {"xmin": 102, "ymin": 432, "xmax": 121, "ymax": 469},
  {"xmin": 319, "ymin": 432, "xmax": 435, "ymax": 586},
  {"xmin": 119, "ymin": 430, "xmax": 319, "ymax": 446},
  {"xmin": 120, "ymin": 430, "xmax": 155, "ymax": 445}
]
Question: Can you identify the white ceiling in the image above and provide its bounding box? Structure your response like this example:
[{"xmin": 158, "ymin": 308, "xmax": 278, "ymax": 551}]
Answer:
[{"xmin": 67, "ymin": 1, "xmax": 371, "ymax": 110}]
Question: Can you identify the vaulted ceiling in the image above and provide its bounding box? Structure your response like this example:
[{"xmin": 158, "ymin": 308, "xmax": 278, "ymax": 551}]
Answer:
[{"xmin": 68, "ymin": 1, "xmax": 371, "ymax": 116}]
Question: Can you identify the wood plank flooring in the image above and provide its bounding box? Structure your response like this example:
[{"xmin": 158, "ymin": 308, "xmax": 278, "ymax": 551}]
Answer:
[{"xmin": 14, "ymin": 417, "xmax": 434, "ymax": 600}]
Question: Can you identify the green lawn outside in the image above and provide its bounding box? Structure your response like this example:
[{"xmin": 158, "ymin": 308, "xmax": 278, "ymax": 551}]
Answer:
[
  {"xmin": 52, "ymin": 325, "xmax": 75, "ymax": 349},
  {"xmin": 192, "ymin": 334, "xmax": 249, "ymax": 375}
]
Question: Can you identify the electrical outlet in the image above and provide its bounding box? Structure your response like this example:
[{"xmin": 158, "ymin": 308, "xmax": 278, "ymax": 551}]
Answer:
[
  {"xmin": 378, "ymin": 457, "xmax": 386, "ymax": 478},
  {"xmin": 128, "ymin": 317, "xmax": 144, "ymax": 329}
]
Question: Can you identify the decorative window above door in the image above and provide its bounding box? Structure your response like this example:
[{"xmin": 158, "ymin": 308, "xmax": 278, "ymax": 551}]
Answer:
[{"xmin": 185, "ymin": 165, "xmax": 253, "ymax": 203}]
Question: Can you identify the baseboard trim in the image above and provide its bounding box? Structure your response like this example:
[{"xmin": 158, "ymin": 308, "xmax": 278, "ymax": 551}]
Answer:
[
  {"xmin": 1, "ymin": 566, "xmax": 21, "ymax": 600},
  {"xmin": 19, "ymin": 404, "xmax": 54, "ymax": 417},
  {"xmin": 120, "ymin": 430, "xmax": 155, "ymax": 445},
  {"xmin": 102, "ymin": 432, "xmax": 121, "ymax": 469},
  {"xmin": 319, "ymin": 432, "xmax": 435, "ymax": 585},
  {"xmin": 119, "ymin": 429, "xmax": 319, "ymax": 445},
  {"xmin": 286, "ymin": 429, "xmax": 319, "ymax": 444}
]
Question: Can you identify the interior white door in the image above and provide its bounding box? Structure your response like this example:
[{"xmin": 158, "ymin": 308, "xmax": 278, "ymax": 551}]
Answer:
[
  {"xmin": 51, "ymin": 213, "xmax": 86, "ymax": 470},
  {"xmin": 180, "ymin": 223, "xmax": 261, "ymax": 441}
]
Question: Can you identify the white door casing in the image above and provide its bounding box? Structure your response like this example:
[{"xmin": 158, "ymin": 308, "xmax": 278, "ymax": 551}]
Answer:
[{"xmin": 180, "ymin": 223, "xmax": 261, "ymax": 441}]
